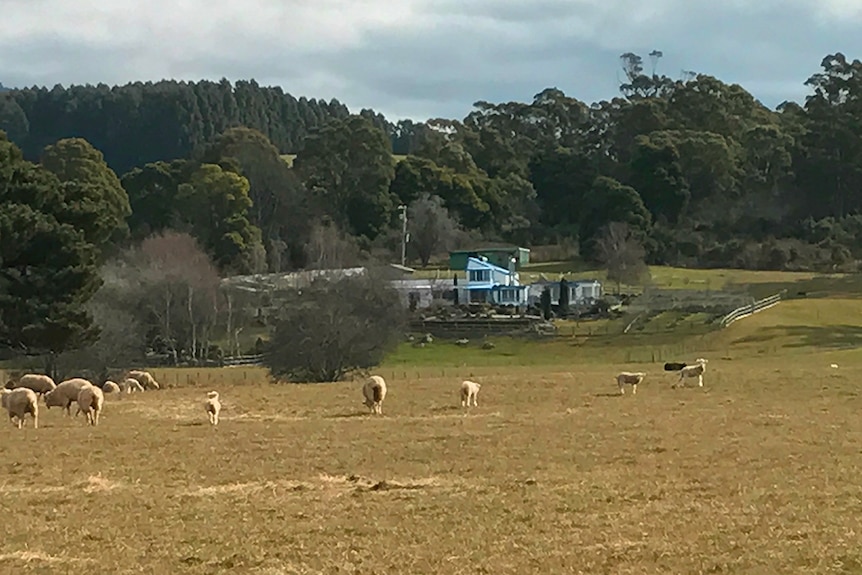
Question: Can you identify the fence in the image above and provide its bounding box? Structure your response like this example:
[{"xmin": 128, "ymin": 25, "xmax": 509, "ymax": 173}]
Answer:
[
  {"xmin": 222, "ymin": 354, "xmax": 264, "ymax": 367},
  {"xmin": 719, "ymin": 291, "xmax": 785, "ymax": 328}
]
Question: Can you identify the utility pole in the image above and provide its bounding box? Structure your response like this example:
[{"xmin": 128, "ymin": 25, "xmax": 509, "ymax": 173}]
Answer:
[{"xmin": 398, "ymin": 204, "xmax": 408, "ymax": 267}]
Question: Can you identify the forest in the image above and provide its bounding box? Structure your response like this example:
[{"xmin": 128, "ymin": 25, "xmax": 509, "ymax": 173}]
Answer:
[{"xmin": 2, "ymin": 51, "xmax": 862, "ymax": 367}]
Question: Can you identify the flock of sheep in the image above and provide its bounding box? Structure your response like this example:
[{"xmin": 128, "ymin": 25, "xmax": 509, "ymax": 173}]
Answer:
[
  {"xmin": 0, "ymin": 358, "xmax": 708, "ymax": 429},
  {"xmin": 1, "ymin": 369, "xmax": 166, "ymax": 429}
]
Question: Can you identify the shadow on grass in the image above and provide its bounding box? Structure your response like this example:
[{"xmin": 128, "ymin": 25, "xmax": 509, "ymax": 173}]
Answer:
[
  {"xmin": 594, "ymin": 392, "xmax": 624, "ymax": 398},
  {"xmin": 430, "ymin": 405, "xmax": 461, "ymax": 413},
  {"xmin": 325, "ymin": 411, "xmax": 369, "ymax": 419},
  {"xmin": 736, "ymin": 324, "xmax": 862, "ymax": 350}
]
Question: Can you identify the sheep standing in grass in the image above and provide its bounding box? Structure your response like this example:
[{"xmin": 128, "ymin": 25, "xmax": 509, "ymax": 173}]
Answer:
[
  {"xmin": 10, "ymin": 374, "xmax": 57, "ymax": 396},
  {"xmin": 126, "ymin": 370, "xmax": 160, "ymax": 390},
  {"xmin": 75, "ymin": 385, "xmax": 104, "ymax": 426},
  {"xmin": 44, "ymin": 378, "xmax": 94, "ymax": 416},
  {"xmin": 460, "ymin": 380, "xmax": 481, "ymax": 408},
  {"xmin": 673, "ymin": 358, "xmax": 709, "ymax": 388},
  {"xmin": 205, "ymin": 391, "xmax": 221, "ymax": 426},
  {"xmin": 362, "ymin": 375, "xmax": 387, "ymax": 415},
  {"xmin": 120, "ymin": 378, "xmax": 144, "ymax": 394},
  {"xmin": 102, "ymin": 381, "xmax": 121, "ymax": 394},
  {"xmin": 0, "ymin": 388, "xmax": 38, "ymax": 429},
  {"xmin": 616, "ymin": 372, "xmax": 646, "ymax": 395}
]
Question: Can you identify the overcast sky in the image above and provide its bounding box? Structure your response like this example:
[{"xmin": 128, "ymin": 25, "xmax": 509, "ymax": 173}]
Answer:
[{"xmin": 2, "ymin": 0, "xmax": 861, "ymax": 121}]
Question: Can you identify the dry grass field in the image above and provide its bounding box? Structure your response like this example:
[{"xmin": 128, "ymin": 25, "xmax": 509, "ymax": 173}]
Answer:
[{"xmin": 2, "ymin": 348, "xmax": 862, "ymax": 574}]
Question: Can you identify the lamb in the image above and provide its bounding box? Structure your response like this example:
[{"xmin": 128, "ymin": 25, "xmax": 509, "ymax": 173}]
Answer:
[
  {"xmin": 119, "ymin": 378, "xmax": 144, "ymax": 394},
  {"xmin": 44, "ymin": 378, "xmax": 94, "ymax": 416},
  {"xmin": 362, "ymin": 375, "xmax": 387, "ymax": 415},
  {"xmin": 663, "ymin": 362, "xmax": 687, "ymax": 372},
  {"xmin": 616, "ymin": 372, "xmax": 646, "ymax": 395},
  {"xmin": 460, "ymin": 380, "xmax": 481, "ymax": 407},
  {"xmin": 0, "ymin": 388, "xmax": 38, "ymax": 429},
  {"xmin": 126, "ymin": 370, "xmax": 160, "ymax": 390},
  {"xmin": 101, "ymin": 381, "xmax": 121, "ymax": 394},
  {"xmin": 75, "ymin": 385, "xmax": 104, "ymax": 426},
  {"xmin": 204, "ymin": 391, "xmax": 221, "ymax": 426},
  {"xmin": 9, "ymin": 373, "xmax": 57, "ymax": 396},
  {"xmin": 673, "ymin": 358, "xmax": 709, "ymax": 388}
]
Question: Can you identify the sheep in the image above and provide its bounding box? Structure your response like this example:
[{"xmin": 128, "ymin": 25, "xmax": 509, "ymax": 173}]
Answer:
[
  {"xmin": 362, "ymin": 375, "xmax": 387, "ymax": 415},
  {"xmin": 126, "ymin": 370, "xmax": 160, "ymax": 390},
  {"xmin": 0, "ymin": 388, "xmax": 38, "ymax": 429},
  {"xmin": 119, "ymin": 378, "xmax": 144, "ymax": 394},
  {"xmin": 44, "ymin": 378, "xmax": 94, "ymax": 416},
  {"xmin": 460, "ymin": 380, "xmax": 481, "ymax": 408},
  {"xmin": 204, "ymin": 391, "xmax": 221, "ymax": 426},
  {"xmin": 663, "ymin": 362, "xmax": 687, "ymax": 372},
  {"xmin": 673, "ymin": 358, "xmax": 709, "ymax": 388},
  {"xmin": 101, "ymin": 381, "xmax": 121, "ymax": 394},
  {"xmin": 9, "ymin": 373, "xmax": 57, "ymax": 396},
  {"xmin": 75, "ymin": 385, "xmax": 104, "ymax": 426},
  {"xmin": 616, "ymin": 372, "xmax": 646, "ymax": 395}
]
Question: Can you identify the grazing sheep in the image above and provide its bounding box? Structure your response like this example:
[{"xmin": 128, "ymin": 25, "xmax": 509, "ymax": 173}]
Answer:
[
  {"xmin": 44, "ymin": 378, "xmax": 94, "ymax": 416},
  {"xmin": 0, "ymin": 388, "xmax": 39, "ymax": 429},
  {"xmin": 75, "ymin": 385, "xmax": 104, "ymax": 426},
  {"xmin": 205, "ymin": 391, "xmax": 221, "ymax": 426},
  {"xmin": 616, "ymin": 372, "xmax": 646, "ymax": 395},
  {"xmin": 663, "ymin": 362, "xmax": 687, "ymax": 372},
  {"xmin": 673, "ymin": 358, "xmax": 709, "ymax": 388},
  {"xmin": 127, "ymin": 370, "xmax": 160, "ymax": 390},
  {"xmin": 9, "ymin": 373, "xmax": 57, "ymax": 396},
  {"xmin": 460, "ymin": 380, "xmax": 481, "ymax": 407},
  {"xmin": 362, "ymin": 375, "xmax": 387, "ymax": 415},
  {"xmin": 101, "ymin": 381, "xmax": 121, "ymax": 394},
  {"xmin": 119, "ymin": 378, "xmax": 144, "ymax": 394}
]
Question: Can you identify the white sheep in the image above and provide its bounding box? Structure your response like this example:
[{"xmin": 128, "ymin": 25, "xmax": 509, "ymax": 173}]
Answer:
[
  {"xmin": 616, "ymin": 372, "xmax": 646, "ymax": 395},
  {"xmin": 362, "ymin": 375, "xmax": 387, "ymax": 415},
  {"xmin": 101, "ymin": 381, "xmax": 121, "ymax": 394},
  {"xmin": 0, "ymin": 388, "xmax": 39, "ymax": 429},
  {"xmin": 204, "ymin": 391, "xmax": 221, "ymax": 426},
  {"xmin": 75, "ymin": 385, "xmax": 104, "ymax": 426},
  {"xmin": 119, "ymin": 378, "xmax": 144, "ymax": 394},
  {"xmin": 460, "ymin": 380, "xmax": 481, "ymax": 407},
  {"xmin": 44, "ymin": 378, "xmax": 94, "ymax": 416},
  {"xmin": 126, "ymin": 370, "xmax": 160, "ymax": 390},
  {"xmin": 10, "ymin": 373, "xmax": 57, "ymax": 396},
  {"xmin": 673, "ymin": 358, "xmax": 709, "ymax": 388}
]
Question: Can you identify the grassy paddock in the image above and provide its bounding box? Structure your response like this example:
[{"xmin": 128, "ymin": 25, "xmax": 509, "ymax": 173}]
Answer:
[{"xmin": 1, "ymin": 353, "xmax": 862, "ymax": 573}]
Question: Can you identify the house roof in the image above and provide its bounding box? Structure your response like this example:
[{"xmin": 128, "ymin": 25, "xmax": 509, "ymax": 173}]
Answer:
[{"xmin": 465, "ymin": 256, "xmax": 513, "ymax": 275}]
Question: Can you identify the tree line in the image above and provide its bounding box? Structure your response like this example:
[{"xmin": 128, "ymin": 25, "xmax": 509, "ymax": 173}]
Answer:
[{"xmin": 3, "ymin": 53, "xmax": 862, "ymax": 274}]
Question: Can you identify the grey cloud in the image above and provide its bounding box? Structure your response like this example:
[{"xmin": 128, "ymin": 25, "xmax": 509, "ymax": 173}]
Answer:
[{"xmin": 0, "ymin": 0, "xmax": 859, "ymax": 121}]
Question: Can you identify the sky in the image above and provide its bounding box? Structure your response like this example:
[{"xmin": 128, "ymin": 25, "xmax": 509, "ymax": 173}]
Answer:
[{"xmin": 3, "ymin": 0, "xmax": 862, "ymax": 122}]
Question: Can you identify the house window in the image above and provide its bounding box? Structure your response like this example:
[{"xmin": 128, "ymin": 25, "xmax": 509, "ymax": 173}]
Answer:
[
  {"xmin": 469, "ymin": 270, "xmax": 490, "ymax": 282},
  {"xmin": 499, "ymin": 288, "xmax": 518, "ymax": 303}
]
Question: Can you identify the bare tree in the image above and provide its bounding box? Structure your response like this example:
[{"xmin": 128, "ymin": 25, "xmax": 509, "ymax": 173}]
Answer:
[
  {"xmin": 263, "ymin": 272, "xmax": 405, "ymax": 383},
  {"xmin": 137, "ymin": 231, "xmax": 220, "ymax": 362},
  {"xmin": 408, "ymin": 193, "xmax": 460, "ymax": 267},
  {"xmin": 304, "ymin": 218, "xmax": 362, "ymax": 270},
  {"xmin": 595, "ymin": 221, "xmax": 650, "ymax": 293}
]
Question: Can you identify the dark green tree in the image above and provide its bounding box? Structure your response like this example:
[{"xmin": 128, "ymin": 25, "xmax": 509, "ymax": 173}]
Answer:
[{"xmin": 294, "ymin": 115, "xmax": 396, "ymax": 240}]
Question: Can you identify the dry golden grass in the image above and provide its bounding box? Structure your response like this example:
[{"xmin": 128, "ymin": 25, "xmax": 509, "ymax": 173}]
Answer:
[{"xmin": 2, "ymin": 353, "xmax": 862, "ymax": 574}]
